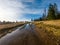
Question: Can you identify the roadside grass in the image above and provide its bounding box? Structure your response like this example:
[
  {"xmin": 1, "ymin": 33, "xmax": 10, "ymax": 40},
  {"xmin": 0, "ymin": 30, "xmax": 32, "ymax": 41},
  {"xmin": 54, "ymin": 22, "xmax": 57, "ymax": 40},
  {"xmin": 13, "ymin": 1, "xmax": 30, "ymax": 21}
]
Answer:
[
  {"xmin": 0, "ymin": 22, "xmax": 24, "ymax": 38},
  {"xmin": 0, "ymin": 22, "xmax": 24, "ymax": 30},
  {"xmin": 33, "ymin": 20, "xmax": 60, "ymax": 45}
]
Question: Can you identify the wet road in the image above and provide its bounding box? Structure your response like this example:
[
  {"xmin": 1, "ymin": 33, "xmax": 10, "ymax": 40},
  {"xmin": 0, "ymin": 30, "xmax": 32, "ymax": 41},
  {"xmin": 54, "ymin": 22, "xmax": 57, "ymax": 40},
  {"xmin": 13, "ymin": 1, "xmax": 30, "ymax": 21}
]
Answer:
[{"xmin": 0, "ymin": 23, "xmax": 42, "ymax": 45}]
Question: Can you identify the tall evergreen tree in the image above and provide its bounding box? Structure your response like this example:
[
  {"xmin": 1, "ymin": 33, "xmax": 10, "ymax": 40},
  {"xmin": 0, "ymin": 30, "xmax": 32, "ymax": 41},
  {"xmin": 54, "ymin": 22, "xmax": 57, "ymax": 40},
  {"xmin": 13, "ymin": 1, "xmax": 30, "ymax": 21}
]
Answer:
[
  {"xmin": 42, "ymin": 8, "xmax": 46, "ymax": 20},
  {"xmin": 53, "ymin": 3, "xmax": 58, "ymax": 18},
  {"xmin": 42, "ymin": 13, "xmax": 46, "ymax": 20},
  {"xmin": 54, "ymin": 3, "xmax": 60, "ymax": 19},
  {"xmin": 47, "ymin": 3, "xmax": 56, "ymax": 20},
  {"xmin": 57, "ymin": 12, "xmax": 60, "ymax": 19}
]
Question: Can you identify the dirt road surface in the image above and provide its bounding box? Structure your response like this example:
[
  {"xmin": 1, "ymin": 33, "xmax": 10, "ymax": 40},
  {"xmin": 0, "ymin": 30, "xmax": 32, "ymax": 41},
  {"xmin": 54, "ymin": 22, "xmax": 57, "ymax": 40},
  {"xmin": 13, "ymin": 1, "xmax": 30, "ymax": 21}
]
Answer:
[{"xmin": 0, "ymin": 23, "xmax": 42, "ymax": 45}]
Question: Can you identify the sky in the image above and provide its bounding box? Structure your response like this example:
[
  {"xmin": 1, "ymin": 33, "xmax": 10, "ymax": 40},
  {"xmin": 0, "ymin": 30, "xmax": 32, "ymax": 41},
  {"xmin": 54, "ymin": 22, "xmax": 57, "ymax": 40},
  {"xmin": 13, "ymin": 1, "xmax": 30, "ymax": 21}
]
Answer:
[{"xmin": 0, "ymin": 0, "xmax": 60, "ymax": 21}]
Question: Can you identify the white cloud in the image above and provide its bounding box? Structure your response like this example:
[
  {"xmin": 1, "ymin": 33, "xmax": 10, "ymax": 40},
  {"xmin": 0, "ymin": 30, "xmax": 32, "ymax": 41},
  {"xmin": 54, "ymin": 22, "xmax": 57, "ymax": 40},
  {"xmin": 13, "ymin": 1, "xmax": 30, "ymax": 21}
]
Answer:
[
  {"xmin": 22, "ymin": 0, "xmax": 34, "ymax": 2},
  {"xmin": 0, "ymin": 0, "xmax": 24, "ymax": 21},
  {"xmin": 0, "ymin": 0, "xmax": 43, "ymax": 21}
]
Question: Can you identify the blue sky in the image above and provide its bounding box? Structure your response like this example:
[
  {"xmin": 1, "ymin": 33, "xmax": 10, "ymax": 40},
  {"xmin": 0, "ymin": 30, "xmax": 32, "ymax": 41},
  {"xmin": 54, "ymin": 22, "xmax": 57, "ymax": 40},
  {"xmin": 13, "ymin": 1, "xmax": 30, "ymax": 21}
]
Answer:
[{"xmin": 0, "ymin": 0, "xmax": 60, "ymax": 21}]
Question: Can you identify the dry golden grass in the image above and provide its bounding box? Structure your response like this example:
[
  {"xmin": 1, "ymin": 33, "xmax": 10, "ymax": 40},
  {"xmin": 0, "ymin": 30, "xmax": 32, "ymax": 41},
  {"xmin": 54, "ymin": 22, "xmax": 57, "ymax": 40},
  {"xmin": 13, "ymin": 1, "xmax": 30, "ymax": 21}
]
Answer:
[
  {"xmin": 33, "ymin": 20, "xmax": 60, "ymax": 45},
  {"xmin": 0, "ymin": 22, "xmax": 24, "ymax": 30},
  {"xmin": 34, "ymin": 20, "xmax": 60, "ymax": 36},
  {"xmin": 43, "ymin": 20, "xmax": 60, "ymax": 27}
]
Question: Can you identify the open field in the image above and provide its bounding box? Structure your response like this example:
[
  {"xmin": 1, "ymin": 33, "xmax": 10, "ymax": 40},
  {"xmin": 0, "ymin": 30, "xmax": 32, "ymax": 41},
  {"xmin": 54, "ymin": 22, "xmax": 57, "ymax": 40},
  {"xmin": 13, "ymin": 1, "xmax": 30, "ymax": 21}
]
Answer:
[{"xmin": 33, "ymin": 20, "xmax": 60, "ymax": 45}]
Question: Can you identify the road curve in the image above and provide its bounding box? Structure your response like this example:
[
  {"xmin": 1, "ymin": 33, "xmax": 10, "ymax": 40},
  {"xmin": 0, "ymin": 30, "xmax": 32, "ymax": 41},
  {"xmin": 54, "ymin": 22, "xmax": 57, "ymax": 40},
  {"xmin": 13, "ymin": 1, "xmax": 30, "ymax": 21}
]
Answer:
[{"xmin": 0, "ymin": 23, "xmax": 42, "ymax": 45}]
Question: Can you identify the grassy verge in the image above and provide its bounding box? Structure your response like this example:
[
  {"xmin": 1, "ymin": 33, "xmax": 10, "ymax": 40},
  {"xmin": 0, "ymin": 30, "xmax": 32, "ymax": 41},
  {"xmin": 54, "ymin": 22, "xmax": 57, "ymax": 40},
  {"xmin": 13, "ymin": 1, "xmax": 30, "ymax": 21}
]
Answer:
[
  {"xmin": 33, "ymin": 20, "xmax": 60, "ymax": 45},
  {"xmin": 0, "ymin": 22, "xmax": 24, "ymax": 38}
]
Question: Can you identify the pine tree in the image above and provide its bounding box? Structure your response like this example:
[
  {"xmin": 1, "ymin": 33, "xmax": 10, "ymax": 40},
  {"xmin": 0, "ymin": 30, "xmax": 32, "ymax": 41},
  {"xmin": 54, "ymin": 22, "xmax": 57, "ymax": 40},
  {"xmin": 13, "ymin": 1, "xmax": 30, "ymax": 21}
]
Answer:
[
  {"xmin": 42, "ymin": 13, "xmax": 46, "ymax": 20},
  {"xmin": 54, "ymin": 3, "xmax": 60, "ymax": 19},
  {"xmin": 53, "ymin": 3, "xmax": 58, "ymax": 18},
  {"xmin": 42, "ymin": 8, "xmax": 46, "ymax": 20},
  {"xmin": 47, "ymin": 3, "xmax": 56, "ymax": 20},
  {"xmin": 57, "ymin": 12, "xmax": 60, "ymax": 19}
]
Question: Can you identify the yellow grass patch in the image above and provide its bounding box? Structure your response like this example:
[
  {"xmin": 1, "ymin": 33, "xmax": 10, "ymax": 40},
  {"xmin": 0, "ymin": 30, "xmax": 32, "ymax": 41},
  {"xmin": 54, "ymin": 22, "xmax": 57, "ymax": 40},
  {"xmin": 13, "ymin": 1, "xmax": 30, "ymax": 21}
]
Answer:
[{"xmin": 0, "ymin": 22, "xmax": 24, "ymax": 30}]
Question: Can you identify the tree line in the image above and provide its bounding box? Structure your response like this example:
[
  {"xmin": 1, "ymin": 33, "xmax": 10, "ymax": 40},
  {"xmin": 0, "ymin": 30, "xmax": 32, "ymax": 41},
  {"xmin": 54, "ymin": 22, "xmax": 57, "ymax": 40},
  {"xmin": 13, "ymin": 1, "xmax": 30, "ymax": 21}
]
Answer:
[{"xmin": 34, "ymin": 3, "xmax": 60, "ymax": 21}]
